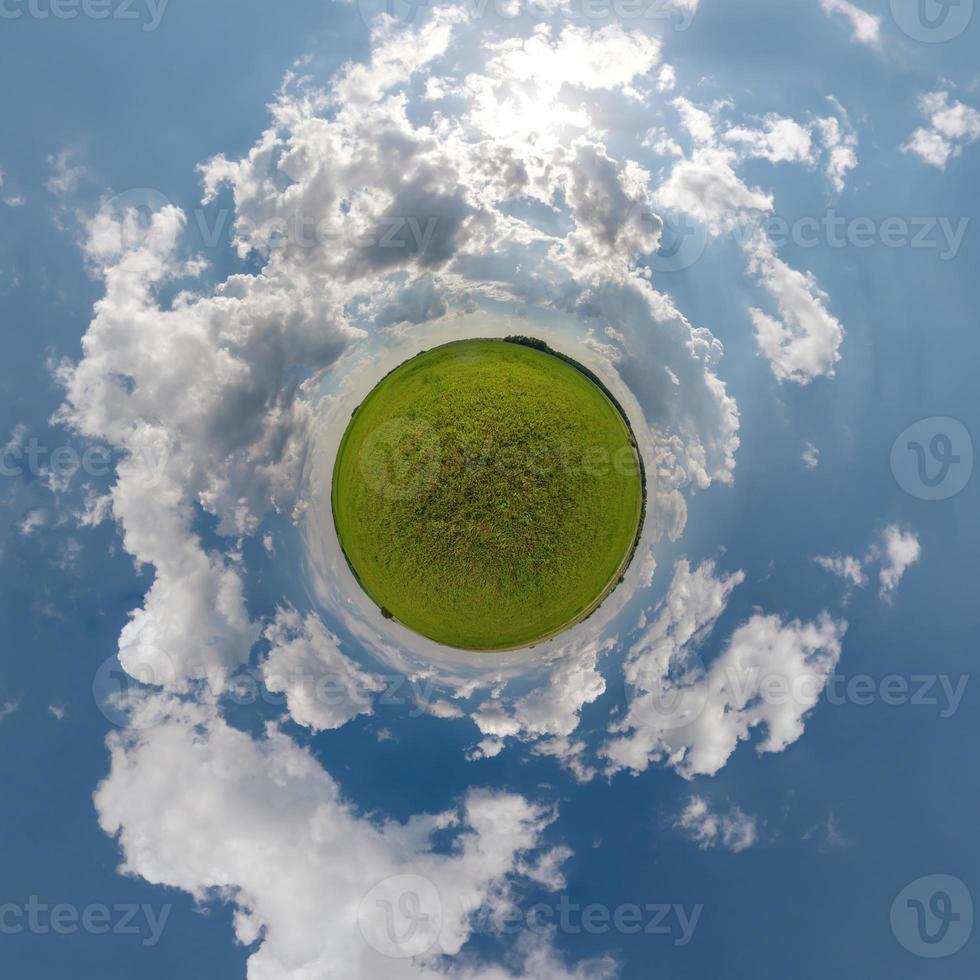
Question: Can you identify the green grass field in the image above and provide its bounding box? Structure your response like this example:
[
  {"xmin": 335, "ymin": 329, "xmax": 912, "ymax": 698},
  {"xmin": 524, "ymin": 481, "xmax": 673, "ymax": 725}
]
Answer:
[{"xmin": 331, "ymin": 338, "xmax": 645, "ymax": 650}]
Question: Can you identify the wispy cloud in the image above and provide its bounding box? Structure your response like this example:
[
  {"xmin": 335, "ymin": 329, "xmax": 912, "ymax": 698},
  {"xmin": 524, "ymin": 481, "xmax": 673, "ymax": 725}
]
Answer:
[
  {"xmin": 820, "ymin": 0, "xmax": 881, "ymax": 48},
  {"xmin": 676, "ymin": 796, "xmax": 759, "ymax": 852}
]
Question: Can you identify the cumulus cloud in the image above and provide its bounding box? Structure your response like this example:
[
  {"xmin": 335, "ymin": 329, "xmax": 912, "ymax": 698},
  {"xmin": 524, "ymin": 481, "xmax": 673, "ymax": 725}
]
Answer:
[
  {"xmin": 262, "ymin": 607, "xmax": 385, "ymax": 731},
  {"xmin": 56, "ymin": 11, "xmax": 747, "ymax": 709},
  {"xmin": 801, "ymin": 442, "xmax": 820, "ymax": 469},
  {"xmin": 675, "ymin": 796, "xmax": 758, "ymax": 852},
  {"xmin": 724, "ymin": 114, "xmax": 815, "ymax": 165},
  {"xmin": 466, "ymin": 638, "xmax": 611, "ymax": 761},
  {"xmin": 653, "ymin": 98, "xmax": 848, "ymax": 382},
  {"xmin": 744, "ymin": 228, "xmax": 844, "ymax": 384},
  {"xmin": 819, "ymin": 0, "xmax": 881, "ymax": 47},
  {"xmin": 654, "ymin": 146, "xmax": 772, "ymax": 234},
  {"xmin": 51, "ymin": 19, "xmax": 742, "ymax": 975},
  {"xmin": 902, "ymin": 91, "xmax": 980, "ymax": 170},
  {"xmin": 48, "ymin": 13, "xmax": 866, "ymax": 976},
  {"xmin": 531, "ymin": 736, "xmax": 597, "ymax": 783},
  {"xmin": 604, "ymin": 559, "xmax": 846, "ymax": 778},
  {"xmin": 96, "ymin": 698, "xmax": 613, "ymax": 980}
]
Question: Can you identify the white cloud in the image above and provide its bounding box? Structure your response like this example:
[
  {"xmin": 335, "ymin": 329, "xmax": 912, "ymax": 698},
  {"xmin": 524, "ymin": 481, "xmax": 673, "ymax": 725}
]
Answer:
[
  {"xmin": 654, "ymin": 146, "xmax": 773, "ymax": 234},
  {"xmin": 46, "ymin": 149, "xmax": 84, "ymax": 196},
  {"xmin": 874, "ymin": 524, "xmax": 921, "ymax": 600},
  {"xmin": 95, "ymin": 698, "xmax": 613, "ymax": 980},
  {"xmin": 57, "ymin": 11, "xmax": 743, "ymax": 721},
  {"xmin": 425, "ymin": 699, "xmax": 466, "ymax": 720},
  {"xmin": 483, "ymin": 23, "xmax": 661, "ymax": 95},
  {"xmin": 814, "ymin": 524, "xmax": 920, "ymax": 601},
  {"xmin": 604, "ymin": 559, "xmax": 846, "ymax": 778},
  {"xmin": 804, "ymin": 810, "xmax": 851, "ymax": 850},
  {"xmin": 802, "ymin": 442, "xmax": 820, "ymax": 469},
  {"xmin": 0, "ymin": 170, "xmax": 24, "ymax": 207},
  {"xmin": 675, "ymin": 796, "xmax": 758, "ymax": 852},
  {"xmin": 814, "ymin": 553, "xmax": 866, "ymax": 587},
  {"xmin": 18, "ymin": 508, "xmax": 47, "ymax": 536},
  {"xmin": 45, "ymin": 21, "xmax": 867, "ymax": 976},
  {"xmin": 74, "ymin": 487, "xmax": 113, "ymax": 528},
  {"xmin": 511, "ymin": 641, "xmax": 610, "ymax": 738},
  {"xmin": 0, "ymin": 699, "xmax": 20, "ymax": 722},
  {"xmin": 813, "ymin": 108, "xmax": 859, "ymax": 192},
  {"xmin": 902, "ymin": 90, "xmax": 980, "ymax": 170},
  {"xmin": 744, "ymin": 228, "xmax": 844, "ymax": 384},
  {"xmin": 724, "ymin": 115, "xmax": 815, "ymax": 165},
  {"xmin": 820, "ymin": 0, "xmax": 881, "ymax": 47},
  {"xmin": 466, "ymin": 639, "xmax": 611, "ymax": 762},
  {"xmin": 262, "ymin": 607, "xmax": 385, "ymax": 732},
  {"xmin": 531, "ymin": 736, "xmax": 596, "ymax": 783},
  {"xmin": 651, "ymin": 99, "xmax": 848, "ymax": 383}
]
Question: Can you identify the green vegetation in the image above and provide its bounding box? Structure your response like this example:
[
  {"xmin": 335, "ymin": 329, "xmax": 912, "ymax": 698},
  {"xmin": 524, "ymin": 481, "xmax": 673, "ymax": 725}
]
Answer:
[{"xmin": 331, "ymin": 338, "xmax": 645, "ymax": 650}]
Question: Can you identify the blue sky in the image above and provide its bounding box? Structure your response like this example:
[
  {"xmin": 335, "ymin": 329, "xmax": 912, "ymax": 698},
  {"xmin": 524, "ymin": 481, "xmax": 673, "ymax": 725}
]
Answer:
[{"xmin": 0, "ymin": 1, "xmax": 978, "ymax": 978}]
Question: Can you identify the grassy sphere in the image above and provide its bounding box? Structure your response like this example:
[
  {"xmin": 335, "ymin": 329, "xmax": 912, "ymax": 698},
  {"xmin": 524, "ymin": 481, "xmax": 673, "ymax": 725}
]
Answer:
[{"xmin": 332, "ymin": 338, "xmax": 644, "ymax": 650}]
